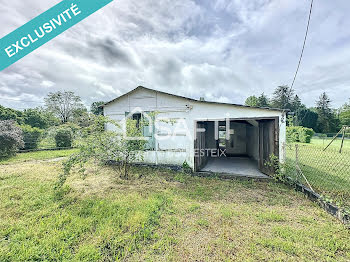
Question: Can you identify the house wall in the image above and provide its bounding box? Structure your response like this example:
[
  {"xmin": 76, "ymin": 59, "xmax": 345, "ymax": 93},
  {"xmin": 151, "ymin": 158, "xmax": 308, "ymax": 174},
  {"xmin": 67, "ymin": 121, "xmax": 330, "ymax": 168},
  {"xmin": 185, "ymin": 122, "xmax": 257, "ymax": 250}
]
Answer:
[{"xmin": 103, "ymin": 87, "xmax": 287, "ymax": 169}]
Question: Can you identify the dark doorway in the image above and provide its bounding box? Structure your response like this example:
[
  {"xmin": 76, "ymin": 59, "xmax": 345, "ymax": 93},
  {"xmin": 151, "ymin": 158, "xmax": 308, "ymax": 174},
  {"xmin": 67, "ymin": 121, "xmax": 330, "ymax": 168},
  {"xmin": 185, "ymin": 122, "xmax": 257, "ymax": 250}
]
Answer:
[{"xmin": 194, "ymin": 118, "xmax": 279, "ymax": 177}]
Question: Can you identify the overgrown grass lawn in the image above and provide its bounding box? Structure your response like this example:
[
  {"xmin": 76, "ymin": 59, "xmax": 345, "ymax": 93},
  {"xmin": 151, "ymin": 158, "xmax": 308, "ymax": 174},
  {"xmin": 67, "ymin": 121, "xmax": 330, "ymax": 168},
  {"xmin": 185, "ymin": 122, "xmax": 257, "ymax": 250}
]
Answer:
[{"xmin": 0, "ymin": 159, "xmax": 349, "ymax": 261}]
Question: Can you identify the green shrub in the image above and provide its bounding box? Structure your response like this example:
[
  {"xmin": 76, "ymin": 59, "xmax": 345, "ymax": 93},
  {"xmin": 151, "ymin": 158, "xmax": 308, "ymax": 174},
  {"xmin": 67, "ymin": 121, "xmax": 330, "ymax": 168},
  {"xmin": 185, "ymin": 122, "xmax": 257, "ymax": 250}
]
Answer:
[
  {"xmin": 55, "ymin": 128, "xmax": 73, "ymax": 148},
  {"xmin": 20, "ymin": 125, "xmax": 43, "ymax": 150},
  {"xmin": 287, "ymin": 126, "xmax": 314, "ymax": 143},
  {"xmin": 0, "ymin": 120, "xmax": 24, "ymax": 158},
  {"xmin": 60, "ymin": 122, "xmax": 81, "ymax": 135},
  {"xmin": 182, "ymin": 161, "xmax": 192, "ymax": 174}
]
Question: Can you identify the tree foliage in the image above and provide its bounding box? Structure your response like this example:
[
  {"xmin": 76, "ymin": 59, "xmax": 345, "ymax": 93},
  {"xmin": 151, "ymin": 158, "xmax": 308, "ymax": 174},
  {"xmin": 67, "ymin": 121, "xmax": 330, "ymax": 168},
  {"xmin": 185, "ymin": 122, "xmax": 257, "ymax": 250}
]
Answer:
[
  {"xmin": 23, "ymin": 107, "xmax": 59, "ymax": 129},
  {"xmin": 55, "ymin": 127, "xmax": 73, "ymax": 148},
  {"xmin": 245, "ymin": 96, "xmax": 259, "ymax": 107},
  {"xmin": 91, "ymin": 101, "xmax": 105, "ymax": 115},
  {"xmin": 72, "ymin": 107, "xmax": 92, "ymax": 128},
  {"xmin": 291, "ymin": 95, "xmax": 303, "ymax": 112},
  {"xmin": 286, "ymin": 126, "xmax": 314, "ymax": 143},
  {"xmin": 45, "ymin": 91, "xmax": 84, "ymax": 123},
  {"xmin": 271, "ymin": 85, "xmax": 294, "ymax": 110},
  {"xmin": 245, "ymin": 93, "xmax": 270, "ymax": 108},
  {"xmin": 0, "ymin": 105, "xmax": 23, "ymax": 124},
  {"xmin": 56, "ymin": 116, "xmax": 146, "ymax": 188},
  {"xmin": 257, "ymin": 93, "xmax": 270, "ymax": 107},
  {"xmin": 297, "ymin": 108, "xmax": 318, "ymax": 130},
  {"xmin": 316, "ymin": 92, "xmax": 335, "ymax": 133},
  {"xmin": 0, "ymin": 120, "xmax": 24, "ymax": 158},
  {"xmin": 339, "ymin": 99, "xmax": 350, "ymax": 126},
  {"xmin": 20, "ymin": 125, "xmax": 43, "ymax": 150}
]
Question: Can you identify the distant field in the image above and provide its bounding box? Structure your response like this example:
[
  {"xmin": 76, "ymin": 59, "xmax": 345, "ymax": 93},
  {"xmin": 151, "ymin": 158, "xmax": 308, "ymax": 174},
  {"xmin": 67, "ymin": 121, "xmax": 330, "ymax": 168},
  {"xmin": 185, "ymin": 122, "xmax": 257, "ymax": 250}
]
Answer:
[{"xmin": 310, "ymin": 137, "xmax": 350, "ymax": 149}]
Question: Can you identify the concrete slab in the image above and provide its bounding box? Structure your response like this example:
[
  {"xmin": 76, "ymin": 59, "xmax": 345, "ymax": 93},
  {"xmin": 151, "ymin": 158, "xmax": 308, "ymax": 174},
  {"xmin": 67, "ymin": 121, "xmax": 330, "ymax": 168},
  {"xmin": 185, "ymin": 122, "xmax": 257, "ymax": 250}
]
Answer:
[{"xmin": 200, "ymin": 157, "xmax": 270, "ymax": 179}]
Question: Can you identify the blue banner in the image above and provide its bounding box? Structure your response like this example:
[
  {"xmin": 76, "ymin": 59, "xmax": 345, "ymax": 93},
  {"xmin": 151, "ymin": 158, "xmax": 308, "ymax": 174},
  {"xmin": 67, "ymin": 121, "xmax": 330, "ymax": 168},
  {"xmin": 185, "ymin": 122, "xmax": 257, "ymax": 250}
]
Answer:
[{"xmin": 0, "ymin": 0, "xmax": 113, "ymax": 71}]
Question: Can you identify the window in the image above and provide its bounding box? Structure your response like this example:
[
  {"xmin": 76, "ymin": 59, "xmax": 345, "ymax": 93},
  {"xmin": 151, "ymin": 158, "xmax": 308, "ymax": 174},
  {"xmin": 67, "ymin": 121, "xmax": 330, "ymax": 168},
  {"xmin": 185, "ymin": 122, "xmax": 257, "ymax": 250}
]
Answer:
[
  {"xmin": 125, "ymin": 111, "xmax": 155, "ymax": 150},
  {"xmin": 132, "ymin": 113, "xmax": 142, "ymax": 128}
]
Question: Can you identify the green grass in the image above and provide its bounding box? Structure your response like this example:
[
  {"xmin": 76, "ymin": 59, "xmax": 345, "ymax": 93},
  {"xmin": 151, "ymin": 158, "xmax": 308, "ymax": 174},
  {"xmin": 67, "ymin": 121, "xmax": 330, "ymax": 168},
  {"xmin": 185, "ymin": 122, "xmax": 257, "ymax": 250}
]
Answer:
[
  {"xmin": 287, "ymin": 138, "xmax": 350, "ymax": 209},
  {"xmin": 310, "ymin": 137, "xmax": 350, "ymax": 149},
  {"xmin": 0, "ymin": 149, "xmax": 79, "ymax": 164},
  {"xmin": 0, "ymin": 154, "xmax": 349, "ymax": 261}
]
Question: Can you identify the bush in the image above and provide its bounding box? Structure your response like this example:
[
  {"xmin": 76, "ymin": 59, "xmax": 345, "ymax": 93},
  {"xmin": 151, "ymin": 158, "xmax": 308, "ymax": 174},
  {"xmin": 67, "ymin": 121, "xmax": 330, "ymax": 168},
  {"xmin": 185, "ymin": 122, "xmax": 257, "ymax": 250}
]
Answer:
[
  {"xmin": 55, "ymin": 128, "xmax": 73, "ymax": 148},
  {"xmin": 20, "ymin": 125, "xmax": 43, "ymax": 150},
  {"xmin": 0, "ymin": 120, "xmax": 24, "ymax": 158},
  {"xmin": 56, "ymin": 116, "xmax": 146, "ymax": 188},
  {"xmin": 287, "ymin": 126, "xmax": 314, "ymax": 143},
  {"xmin": 60, "ymin": 122, "xmax": 81, "ymax": 135}
]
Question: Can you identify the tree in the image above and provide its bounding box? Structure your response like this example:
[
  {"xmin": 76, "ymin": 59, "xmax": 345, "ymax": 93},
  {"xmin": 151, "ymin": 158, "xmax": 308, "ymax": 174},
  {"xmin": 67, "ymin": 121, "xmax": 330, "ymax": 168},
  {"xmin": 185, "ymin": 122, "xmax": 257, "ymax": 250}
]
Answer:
[
  {"xmin": 339, "ymin": 99, "xmax": 350, "ymax": 126},
  {"xmin": 0, "ymin": 120, "xmax": 24, "ymax": 158},
  {"xmin": 291, "ymin": 95, "xmax": 303, "ymax": 112},
  {"xmin": 315, "ymin": 92, "xmax": 336, "ymax": 133},
  {"xmin": 55, "ymin": 127, "xmax": 73, "ymax": 148},
  {"xmin": 290, "ymin": 95, "xmax": 307, "ymax": 126},
  {"xmin": 271, "ymin": 85, "xmax": 294, "ymax": 110},
  {"xmin": 72, "ymin": 107, "xmax": 91, "ymax": 127},
  {"xmin": 245, "ymin": 96, "xmax": 259, "ymax": 107},
  {"xmin": 257, "ymin": 93, "xmax": 270, "ymax": 107},
  {"xmin": 245, "ymin": 94, "xmax": 269, "ymax": 108},
  {"xmin": 56, "ymin": 116, "xmax": 146, "ymax": 188},
  {"xmin": 91, "ymin": 101, "xmax": 105, "ymax": 115},
  {"xmin": 23, "ymin": 107, "xmax": 59, "ymax": 129},
  {"xmin": 0, "ymin": 105, "xmax": 23, "ymax": 124},
  {"xmin": 297, "ymin": 108, "xmax": 318, "ymax": 130},
  {"xmin": 45, "ymin": 91, "xmax": 84, "ymax": 123}
]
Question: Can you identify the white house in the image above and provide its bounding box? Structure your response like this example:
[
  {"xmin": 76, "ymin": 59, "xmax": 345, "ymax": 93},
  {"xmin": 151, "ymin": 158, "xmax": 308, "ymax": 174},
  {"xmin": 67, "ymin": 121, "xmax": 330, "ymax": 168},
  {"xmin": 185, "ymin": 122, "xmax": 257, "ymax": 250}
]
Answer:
[{"xmin": 101, "ymin": 86, "xmax": 287, "ymax": 178}]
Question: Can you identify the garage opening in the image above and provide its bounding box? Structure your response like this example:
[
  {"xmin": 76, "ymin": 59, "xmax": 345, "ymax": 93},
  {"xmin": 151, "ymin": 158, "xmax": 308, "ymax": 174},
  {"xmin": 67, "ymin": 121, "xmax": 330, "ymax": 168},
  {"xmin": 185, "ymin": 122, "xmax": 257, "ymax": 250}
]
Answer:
[{"xmin": 194, "ymin": 118, "xmax": 279, "ymax": 178}]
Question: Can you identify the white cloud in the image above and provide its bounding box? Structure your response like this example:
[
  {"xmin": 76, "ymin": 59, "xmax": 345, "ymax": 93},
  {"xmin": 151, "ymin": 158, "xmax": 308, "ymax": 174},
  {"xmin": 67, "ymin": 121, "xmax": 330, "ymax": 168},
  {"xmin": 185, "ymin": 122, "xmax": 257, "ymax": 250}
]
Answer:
[
  {"xmin": 0, "ymin": 0, "xmax": 350, "ymax": 110},
  {"xmin": 40, "ymin": 80, "xmax": 55, "ymax": 88}
]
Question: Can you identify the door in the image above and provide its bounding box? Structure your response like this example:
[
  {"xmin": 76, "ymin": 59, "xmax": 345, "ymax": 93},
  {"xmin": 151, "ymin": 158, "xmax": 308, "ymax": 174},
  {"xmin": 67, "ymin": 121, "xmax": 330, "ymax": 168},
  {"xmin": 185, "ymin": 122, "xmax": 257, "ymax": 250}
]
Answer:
[
  {"xmin": 194, "ymin": 122, "xmax": 207, "ymax": 172},
  {"xmin": 258, "ymin": 119, "xmax": 279, "ymax": 175}
]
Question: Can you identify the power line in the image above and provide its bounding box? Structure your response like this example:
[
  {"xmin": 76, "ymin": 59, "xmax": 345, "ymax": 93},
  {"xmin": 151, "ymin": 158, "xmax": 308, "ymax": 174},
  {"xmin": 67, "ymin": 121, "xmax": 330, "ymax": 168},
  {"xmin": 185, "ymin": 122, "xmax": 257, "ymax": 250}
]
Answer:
[{"xmin": 290, "ymin": 0, "xmax": 314, "ymax": 89}]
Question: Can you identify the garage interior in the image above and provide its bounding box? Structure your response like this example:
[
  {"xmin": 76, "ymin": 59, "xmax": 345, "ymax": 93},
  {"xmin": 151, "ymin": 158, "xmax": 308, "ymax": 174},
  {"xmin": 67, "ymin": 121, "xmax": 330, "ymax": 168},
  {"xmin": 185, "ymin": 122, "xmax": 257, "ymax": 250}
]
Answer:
[{"xmin": 194, "ymin": 118, "xmax": 278, "ymax": 178}]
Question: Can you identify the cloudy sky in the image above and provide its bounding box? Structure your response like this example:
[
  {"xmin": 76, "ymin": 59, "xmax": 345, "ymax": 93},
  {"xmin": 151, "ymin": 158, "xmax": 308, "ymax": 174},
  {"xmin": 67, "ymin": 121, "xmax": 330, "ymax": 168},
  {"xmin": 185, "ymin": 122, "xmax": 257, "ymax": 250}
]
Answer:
[{"xmin": 0, "ymin": 0, "xmax": 349, "ymax": 110}]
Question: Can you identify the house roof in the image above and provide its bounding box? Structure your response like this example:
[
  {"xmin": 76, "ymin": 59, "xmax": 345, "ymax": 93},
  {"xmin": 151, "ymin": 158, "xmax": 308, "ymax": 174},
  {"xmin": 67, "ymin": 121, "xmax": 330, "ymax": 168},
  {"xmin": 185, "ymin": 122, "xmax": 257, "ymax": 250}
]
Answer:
[{"xmin": 100, "ymin": 86, "xmax": 287, "ymax": 112}]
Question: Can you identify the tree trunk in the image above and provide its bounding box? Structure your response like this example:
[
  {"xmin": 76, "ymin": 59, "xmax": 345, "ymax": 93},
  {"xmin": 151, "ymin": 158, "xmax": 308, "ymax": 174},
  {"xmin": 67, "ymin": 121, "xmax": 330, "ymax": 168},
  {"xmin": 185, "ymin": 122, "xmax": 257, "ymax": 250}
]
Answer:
[{"xmin": 124, "ymin": 155, "xmax": 129, "ymax": 180}]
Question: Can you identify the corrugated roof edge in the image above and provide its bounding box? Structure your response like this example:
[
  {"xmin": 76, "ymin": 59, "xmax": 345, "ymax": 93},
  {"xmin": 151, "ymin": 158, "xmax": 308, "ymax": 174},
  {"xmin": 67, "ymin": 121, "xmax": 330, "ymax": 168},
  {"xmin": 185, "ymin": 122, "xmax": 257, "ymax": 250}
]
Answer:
[{"xmin": 99, "ymin": 86, "xmax": 289, "ymax": 112}]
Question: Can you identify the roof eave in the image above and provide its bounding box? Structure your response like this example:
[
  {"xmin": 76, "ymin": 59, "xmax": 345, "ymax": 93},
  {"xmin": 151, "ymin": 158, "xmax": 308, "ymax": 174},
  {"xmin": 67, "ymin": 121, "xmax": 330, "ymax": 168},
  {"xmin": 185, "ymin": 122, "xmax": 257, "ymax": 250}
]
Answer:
[{"xmin": 99, "ymin": 86, "xmax": 289, "ymax": 113}]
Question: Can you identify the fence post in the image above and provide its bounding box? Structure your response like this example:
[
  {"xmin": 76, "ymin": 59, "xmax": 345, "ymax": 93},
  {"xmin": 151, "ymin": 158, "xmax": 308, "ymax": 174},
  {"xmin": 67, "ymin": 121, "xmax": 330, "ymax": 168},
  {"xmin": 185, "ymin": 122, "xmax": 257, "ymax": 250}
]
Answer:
[{"xmin": 295, "ymin": 144, "xmax": 299, "ymax": 178}]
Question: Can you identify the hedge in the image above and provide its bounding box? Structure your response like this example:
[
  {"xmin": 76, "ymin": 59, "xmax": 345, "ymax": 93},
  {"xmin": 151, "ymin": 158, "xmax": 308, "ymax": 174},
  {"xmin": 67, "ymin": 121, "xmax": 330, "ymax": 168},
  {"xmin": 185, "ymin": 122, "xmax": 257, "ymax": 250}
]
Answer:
[
  {"xmin": 20, "ymin": 125, "xmax": 43, "ymax": 150},
  {"xmin": 55, "ymin": 128, "xmax": 73, "ymax": 148},
  {"xmin": 287, "ymin": 126, "xmax": 314, "ymax": 143}
]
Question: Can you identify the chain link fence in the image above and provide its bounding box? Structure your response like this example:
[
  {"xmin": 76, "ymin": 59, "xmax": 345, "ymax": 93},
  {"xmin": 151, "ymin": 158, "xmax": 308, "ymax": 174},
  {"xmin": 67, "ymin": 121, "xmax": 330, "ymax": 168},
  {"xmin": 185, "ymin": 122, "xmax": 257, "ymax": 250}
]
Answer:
[{"xmin": 286, "ymin": 142, "xmax": 350, "ymax": 212}]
